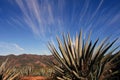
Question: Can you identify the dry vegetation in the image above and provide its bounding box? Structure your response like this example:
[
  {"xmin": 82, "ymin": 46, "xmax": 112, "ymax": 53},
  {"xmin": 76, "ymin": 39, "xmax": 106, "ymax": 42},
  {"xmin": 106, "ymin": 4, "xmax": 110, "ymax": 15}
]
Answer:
[
  {"xmin": 0, "ymin": 31, "xmax": 120, "ymax": 80},
  {"xmin": 48, "ymin": 31, "xmax": 120, "ymax": 80}
]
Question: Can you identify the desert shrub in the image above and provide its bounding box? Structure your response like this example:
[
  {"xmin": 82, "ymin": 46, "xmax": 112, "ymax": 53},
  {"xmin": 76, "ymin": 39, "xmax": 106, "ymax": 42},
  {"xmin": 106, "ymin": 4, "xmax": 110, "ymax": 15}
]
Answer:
[
  {"xmin": 0, "ymin": 59, "xmax": 20, "ymax": 80},
  {"xmin": 48, "ymin": 31, "xmax": 120, "ymax": 80}
]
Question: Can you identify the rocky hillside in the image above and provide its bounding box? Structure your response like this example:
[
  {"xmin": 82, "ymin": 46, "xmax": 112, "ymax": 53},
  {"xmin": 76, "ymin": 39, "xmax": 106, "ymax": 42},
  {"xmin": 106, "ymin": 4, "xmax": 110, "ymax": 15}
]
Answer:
[{"xmin": 0, "ymin": 54, "xmax": 55, "ymax": 68}]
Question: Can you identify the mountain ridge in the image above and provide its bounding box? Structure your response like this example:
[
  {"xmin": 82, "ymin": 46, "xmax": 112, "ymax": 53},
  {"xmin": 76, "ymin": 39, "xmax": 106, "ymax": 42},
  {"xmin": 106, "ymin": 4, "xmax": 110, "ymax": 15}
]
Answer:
[{"xmin": 0, "ymin": 54, "xmax": 55, "ymax": 68}]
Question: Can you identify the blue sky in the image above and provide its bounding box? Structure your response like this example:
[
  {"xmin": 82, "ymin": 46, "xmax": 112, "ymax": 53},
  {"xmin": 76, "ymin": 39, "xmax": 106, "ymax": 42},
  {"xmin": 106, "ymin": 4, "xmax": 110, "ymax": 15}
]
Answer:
[{"xmin": 0, "ymin": 0, "xmax": 120, "ymax": 55}]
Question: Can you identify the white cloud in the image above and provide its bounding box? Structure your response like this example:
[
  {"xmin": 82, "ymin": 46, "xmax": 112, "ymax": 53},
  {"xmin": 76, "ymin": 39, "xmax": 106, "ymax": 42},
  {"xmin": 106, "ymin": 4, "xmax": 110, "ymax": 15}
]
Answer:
[
  {"xmin": 0, "ymin": 42, "xmax": 24, "ymax": 52},
  {"xmin": 12, "ymin": 43, "xmax": 24, "ymax": 51},
  {"xmin": 7, "ymin": 0, "xmax": 66, "ymax": 38},
  {"xmin": 108, "ymin": 13, "xmax": 120, "ymax": 25},
  {"xmin": 12, "ymin": 0, "xmax": 56, "ymax": 36},
  {"xmin": 8, "ymin": 0, "xmax": 120, "ymax": 39}
]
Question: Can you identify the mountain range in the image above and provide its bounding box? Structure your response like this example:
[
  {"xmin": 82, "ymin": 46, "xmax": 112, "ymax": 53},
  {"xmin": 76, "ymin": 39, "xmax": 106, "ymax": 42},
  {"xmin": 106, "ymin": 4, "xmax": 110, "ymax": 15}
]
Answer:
[{"xmin": 0, "ymin": 54, "xmax": 55, "ymax": 68}]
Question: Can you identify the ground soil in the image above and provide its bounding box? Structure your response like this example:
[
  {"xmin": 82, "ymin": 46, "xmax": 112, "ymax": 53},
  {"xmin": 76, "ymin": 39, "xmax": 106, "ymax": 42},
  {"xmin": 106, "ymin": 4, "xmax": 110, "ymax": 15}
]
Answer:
[{"xmin": 21, "ymin": 76, "xmax": 51, "ymax": 80}]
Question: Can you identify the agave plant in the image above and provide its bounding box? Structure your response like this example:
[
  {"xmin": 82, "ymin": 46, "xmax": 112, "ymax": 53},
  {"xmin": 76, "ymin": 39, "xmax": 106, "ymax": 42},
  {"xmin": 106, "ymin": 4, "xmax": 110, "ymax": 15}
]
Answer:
[
  {"xmin": 19, "ymin": 66, "xmax": 33, "ymax": 76},
  {"xmin": 48, "ymin": 31, "xmax": 120, "ymax": 80},
  {"xmin": 0, "ymin": 59, "xmax": 20, "ymax": 80}
]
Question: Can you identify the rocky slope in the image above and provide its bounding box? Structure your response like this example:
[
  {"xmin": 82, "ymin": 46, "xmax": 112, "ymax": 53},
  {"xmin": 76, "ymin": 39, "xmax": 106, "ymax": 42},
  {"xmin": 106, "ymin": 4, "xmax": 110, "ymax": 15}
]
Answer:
[{"xmin": 0, "ymin": 54, "xmax": 55, "ymax": 68}]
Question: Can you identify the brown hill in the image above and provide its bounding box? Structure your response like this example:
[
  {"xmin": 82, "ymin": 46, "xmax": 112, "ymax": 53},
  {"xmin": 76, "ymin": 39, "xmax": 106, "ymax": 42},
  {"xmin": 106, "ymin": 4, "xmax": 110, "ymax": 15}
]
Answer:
[{"xmin": 0, "ymin": 54, "xmax": 55, "ymax": 68}]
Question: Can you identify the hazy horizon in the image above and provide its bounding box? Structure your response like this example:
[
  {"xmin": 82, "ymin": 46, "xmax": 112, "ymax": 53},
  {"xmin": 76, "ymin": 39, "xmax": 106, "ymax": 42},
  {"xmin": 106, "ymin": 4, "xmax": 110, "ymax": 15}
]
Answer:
[{"xmin": 0, "ymin": 0, "xmax": 120, "ymax": 55}]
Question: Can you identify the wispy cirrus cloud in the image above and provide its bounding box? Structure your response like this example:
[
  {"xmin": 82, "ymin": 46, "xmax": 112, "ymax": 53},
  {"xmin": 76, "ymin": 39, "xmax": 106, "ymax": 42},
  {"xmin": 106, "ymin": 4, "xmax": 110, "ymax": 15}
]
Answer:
[
  {"xmin": 11, "ymin": 0, "xmax": 65, "ymax": 37},
  {"xmin": 6, "ymin": 16, "xmax": 27, "ymax": 30},
  {"xmin": 8, "ymin": 0, "xmax": 120, "ymax": 38},
  {"xmin": 0, "ymin": 42, "xmax": 24, "ymax": 55}
]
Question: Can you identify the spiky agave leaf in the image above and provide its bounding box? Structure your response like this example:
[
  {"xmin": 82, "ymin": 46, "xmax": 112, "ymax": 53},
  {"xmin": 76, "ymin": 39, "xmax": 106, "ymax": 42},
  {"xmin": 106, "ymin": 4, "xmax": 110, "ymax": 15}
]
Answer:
[
  {"xmin": 0, "ymin": 59, "xmax": 20, "ymax": 80},
  {"xmin": 48, "ymin": 30, "xmax": 120, "ymax": 80},
  {"xmin": 20, "ymin": 66, "xmax": 33, "ymax": 76}
]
